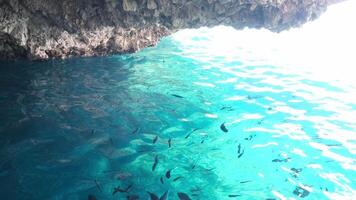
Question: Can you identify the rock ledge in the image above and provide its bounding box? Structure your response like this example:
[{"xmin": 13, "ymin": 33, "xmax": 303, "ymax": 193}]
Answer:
[{"xmin": 0, "ymin": 0, "xmax": 333, "ymax": 60}]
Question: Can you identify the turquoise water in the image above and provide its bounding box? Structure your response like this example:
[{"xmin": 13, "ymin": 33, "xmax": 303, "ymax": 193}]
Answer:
[{"xmin": 1, "ymin": 24, "xmax": 356, "ymax": 200}]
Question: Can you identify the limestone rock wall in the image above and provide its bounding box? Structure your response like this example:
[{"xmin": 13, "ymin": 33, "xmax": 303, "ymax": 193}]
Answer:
[{"xmin": 0, "ymin": 0, "xmax": 331, "ymax": 60}]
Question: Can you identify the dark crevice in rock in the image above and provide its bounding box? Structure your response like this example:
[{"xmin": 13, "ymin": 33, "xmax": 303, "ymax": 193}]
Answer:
[{"xmin": 0, "ymin": 0, "xmax": 341, "ymax": 60}]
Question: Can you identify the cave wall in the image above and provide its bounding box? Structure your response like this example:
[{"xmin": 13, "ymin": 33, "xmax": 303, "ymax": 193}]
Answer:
[{"xmin": 0, "ymin": 0, "xmax": 330, "ymax": 60}]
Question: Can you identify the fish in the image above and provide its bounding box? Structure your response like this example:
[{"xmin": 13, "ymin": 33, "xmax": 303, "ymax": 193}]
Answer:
[
  {"xmin": 220, "ymin": 123, "xmax": 228, "ymax": 132},
  {"xmin": 220, "ymin": 106, "xmax": 233, "ymax": 111},
  {"xmin": 132, "ymin": 127, "xmax": 140, "ymax": 134},
  {"xmin": 291, "ymin": 168, "xmax": 302, "ymax": 173},
  {"xmin": 173, "ymin": 176, "xmax": 182, "ymax": 182},
  {"xmin": 152, "ymin": 155, "xmax": 159, "ymax": 171},
  {"xmin": 237, "ymin": 150, "xmax": 244, "ymax": 158},
  {"xmin": 200, "ymin": 140, "xmax": 204, "ymax": 144},
  {"xmin": 185, "ymin": 128, "xmax": 198, "ymax": 139},
  {"xmin": 172, "ymin": 94, "xmax": 184, "ymax": 98},
  {"xmin": 228, "ymin": 194, "xmax": 240, "ymax": 197},
  {"xmin": 147, "ymin": 192, "xmax": 159, "ymax": 200},
  {"xmin": 160, "ymin": 191, "xmax": 169, "ymax": 200},
  {"xmin": 272, "ymin": 158, "xmax": 289, "ymax": 163},
  {"xmin": 165, "ymin": 169, "xmax": 172, "ymax": 179},
  {"xmin": 91, "ymin": 129, "xmax": 96, "ymax": 134},
  {"xmin": 160, "ymin": 176, "xmax": 164, "ymax": 184},
  {"xmin": 237, "ymin": 144, "xmax": 241, "ymax": 154},
  {"xmin": 88, "ymin": 195, "xmax": 97, "ymax": 200},
  {"xmin": 153, "ymin": 136, "xmax": 158, "ymax": 144},
  {"xmin": 113, "ymin": 184, "xmax": 133, "ymax": 195},
  {"xmin": 240, "ymin": 180, "xmax": 251, "ymax": 184},
  {"xmin": 177, "ymin": 192, "xmax": 192, "ymax": 200},
  {"xmin": 168, "ymin": 138, "xmax": 172, "ymax": 148},
  {"xmin": 293, "ymin": 186, "xmax": 310, "ymax": 198}
]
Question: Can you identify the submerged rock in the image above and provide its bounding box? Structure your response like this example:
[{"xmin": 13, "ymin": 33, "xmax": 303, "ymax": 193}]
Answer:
[{"xmin": 0, "ymin": 0, "xmax": 338, "ymax": 60}]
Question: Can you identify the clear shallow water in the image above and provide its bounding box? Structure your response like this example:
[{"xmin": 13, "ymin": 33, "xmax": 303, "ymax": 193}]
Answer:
[{"xmin": 1, "ymin": 3, "xmax": 356, "ymax": 200}]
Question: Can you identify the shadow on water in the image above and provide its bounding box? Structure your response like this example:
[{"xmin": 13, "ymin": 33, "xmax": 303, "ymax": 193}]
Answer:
[{"xmin": 0, "ymin": 54, "xmax": 221, "ymax": 200}]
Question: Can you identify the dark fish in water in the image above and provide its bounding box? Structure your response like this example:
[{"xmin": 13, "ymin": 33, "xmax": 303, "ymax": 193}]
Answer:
[
  {"xmin": 168, "ymin": 138, "xmax": 172, "ymax": 148},
  {"xmin": 291, "ymin": 168, "xmax": 302, "ymax": 173},
  {"xmin": 88, "ymin": 195, "xmax": 97, "ymax": 200},
  {"xmin": 228, "ymin": 194, "xmax": 241, "ymax": 197},
  {"xmin": 237, "ymin": 144, "xmax": 241, "ymax": 154},
  {"xmin": 240, "ymin": 180, "xmax": 251, "ymax": 184},
  {"xmin": 177, "ymin": 192, "xmax": 192, "ymax": 200},
  {"xmin": 152, "ymin": 155, "xmax": 159, "ymax": 171},
  {"xmin": 153, "ymin": 136, "xmax": 158, "ymax": 144},
  {"xmin": 201, "ymin": 140, "xmax": 204, "ymax": 144},
  {"xmin": 220, "ymin": 123, "xmax": 228, "ymax": 132},
  {"xmin": 191, "ymin": 164, "xmax": 196, "ymax": 169},
  {"xmin": 173, "ymin": 176, "xmax": 182, "ymax": 182},
  {"xmin": 165, "ymin": 169, "xmax": 172, "ymax": 179},
  {"xmin": 172, "ymin": 94, "xmax": 184, "ymax": 98},
  {"xmin": 132, "ymin": 127, "xmax": 140, "ymax": 134},
  {"xmin": 110, "ymin": 137, "xmax": 114, "ymax": 146},
  {"xmin": 185, "ymin": 128, "xmax": 198, "ymax": 139},
  {"xmin": 293, "ymin": 186, "xmax": 310, "ymax": 198},
  {"xmin": 160, "ymin": 191, "xmax": 169, "ymax": 200},
  {"xmin": 147, "ymin": 192, "xmax": 159, "ymax": 200},
  {"xmin": 220, "ymin": 106, "xmax": 233, "ymax": 111},
  {"xmin": 237, "ymin": 150, "xmax": 244, "ymax": 158},
  {"xmin": 244, "ymin": 134, "xmax": 256, "ymax": 141},
  {"xmin": 160, "ymin": 176, "xmax": 164, "ymax": 184},
  {"xmin": 127, "ymin": 195, "xmax": 139, "ymax": 200},
  {"xmin": 91, "ymin": 129, "xmax": 96, "ymax": 134},
  {"xmin": 113, "ymin": 184, "xmax": 133, "ymax": 195},
  {"xmin": 272, "ymin": 158, "xmax": 289, "ymax": 163}
]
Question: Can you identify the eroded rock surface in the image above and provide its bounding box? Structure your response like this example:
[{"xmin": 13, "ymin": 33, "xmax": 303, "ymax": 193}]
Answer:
[{"xmin": 0, "ymin": 0, "xmax": 334, "ymax": 60}]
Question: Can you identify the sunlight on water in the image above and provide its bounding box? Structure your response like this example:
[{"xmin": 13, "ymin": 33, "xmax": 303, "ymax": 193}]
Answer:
[{"xmin": 0, "ymin": 1, "xmax": 356, "ymax": 200}]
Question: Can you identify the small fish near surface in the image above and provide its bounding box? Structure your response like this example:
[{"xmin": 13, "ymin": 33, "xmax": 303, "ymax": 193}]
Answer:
[
  {"xmin": 88, "ymin": 194, "xmax": 97, "ymax": 200},
  {"xmin": 147, "ymin": 192, "xmax": 159, "ymax": 200},
  {"xmin": 177, "ymin": 192, "xmax": 192, "ymax": 200},
  {"xmin": 185, "ymin": 128, "xmax": 199, "ymax": 139},
  {"xmin": 240, "ymin": 180, "xmax": 251, "ymax": 184},
  {"xmin": 131, "ymin": 127, "xmax": 141, "ymax": 134},
  {"xmin": 152, "ymin": 155, "xmax": 159, "ymax": 171},
  {"xmin": 220, "ymin": 106, "xmax": 234, "ymax": 111},
  {"xmin": 293, "ymin": 186, "xmax": 310, "ymax": 198},
  {"xmin": 173, "ymin": 176, "xmax": 182, "ymax": 182},
  {"xmin": 160, "ymin": 176, "xmax": 164, "ymax": 184},
  {"xmin": 153, "ymin": 136, "xmax": 158, "ymax": 144},
  {"xmin": 168, "ymin": 138, "xmax": 172, "ymax": 148},
  {"xmin": 272, "ymin": 158, "xmax": 290, "ymax": 163},
  {"xmin": 171, "ymin": 94, "xmax": 184, "ymax": 98},
  {"xmin": 113, "ymin": 184, "xmax": 133, "ymax": 195},
  {"xmin": 237, "ymin": 144, "xmax": 242, "ymax": 154},
  {"xmin": 220, "ymin": 123, "xmax": 228, "ymax": 133},
  {"xmin": 148, "ymin": 191, "xmax": 169, "ymax": 200},
  {"xmin": 165, "ymin": 169, "xmax": 172, "ymax": 179},
  {"xmin": 228, "ymin": 194, "xmax": 241, "ymax": 198},
  {"xmin": 237, "ymin": 149, "xmax": 244, "ymax": 158}
]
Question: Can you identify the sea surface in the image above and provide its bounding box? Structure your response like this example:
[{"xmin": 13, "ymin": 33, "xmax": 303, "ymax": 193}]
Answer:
[{"xmin": 0, "ymin": 2, "xmax": 356, "ymax": 200}]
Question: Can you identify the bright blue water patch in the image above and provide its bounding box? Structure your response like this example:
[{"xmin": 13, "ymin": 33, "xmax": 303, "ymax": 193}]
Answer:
[{"xmin": 0, "ymin": 35, "xmax": 355, "ymax": 200}]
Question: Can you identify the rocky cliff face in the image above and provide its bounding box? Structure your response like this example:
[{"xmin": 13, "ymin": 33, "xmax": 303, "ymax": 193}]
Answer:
[{"xmin": 0, "ymin": 0, "xmax": 332, "ymax": 60}]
